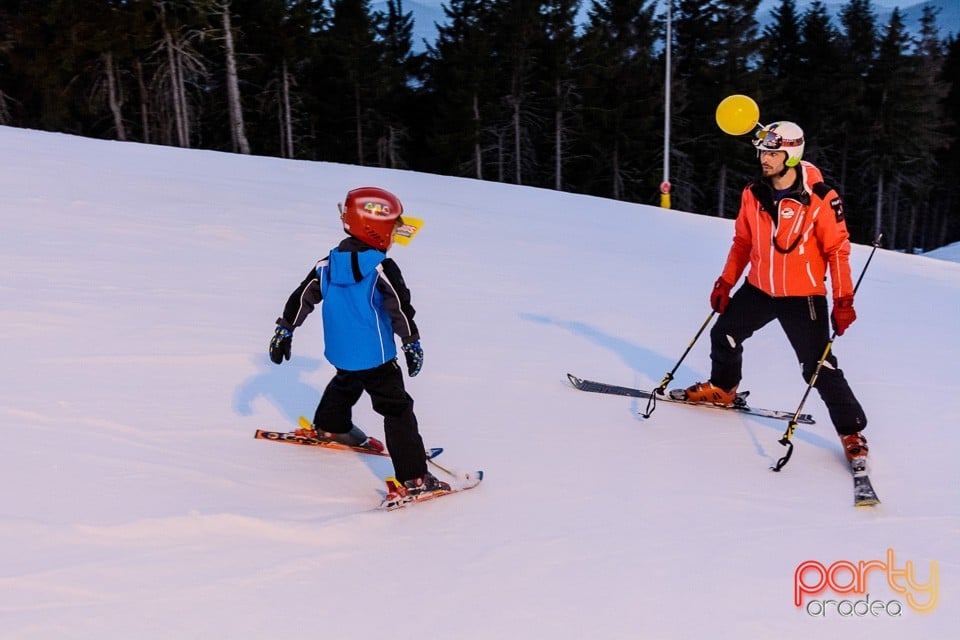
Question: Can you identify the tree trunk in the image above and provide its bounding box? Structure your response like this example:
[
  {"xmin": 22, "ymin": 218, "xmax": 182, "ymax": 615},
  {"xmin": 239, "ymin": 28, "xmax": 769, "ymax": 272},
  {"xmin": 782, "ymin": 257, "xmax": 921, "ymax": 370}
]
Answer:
[
  {"xmin": 103, "ymin": 51, "xmax": 127, "ymax": 141},
  {"xmin": 175, "ymin": 45, "xmax": 190, "ymax": 147},
  {"xmin": 161, "ymin": 14, "xmax": 189, "ymax": 148},
  {"xmin": 388, "ymin": 126, "xmax": 398, "ymax": 168},
  {"xmin": 717, "ymin": 164, "xmax": 727, "ymax": 218},
  {"xmin": 512, "ymin": 96, "xmax": 521, "ymax": 185},
  {"xmin": 221, "ymin": 2, "xmax": 250, "ymax": 154},
  {"xmin": 281, "ymin": 59, "xmax": 293, "ymax": 159},
  {"xmin": 874, "ymin": 172, "xmax": 883, "ymax": 246},
  {"xmin": 612, "ymin": 144, "xmax": 622, "ymax": 200},
  {"xmin": 473, "ymin": 93, "xmax": 482, "ymax": 180},
  {"xmin": 906, "ymin": 203, "xmax": 917, "ymax": 254},
  {"xmin": 554, "ymin": 79, "xmax": 562, "ymax": 191},
  {"xmin": 554, "ymin": 109, "xmax": 562, "ymax": 190},
  {"xmin": 136, "ymin": 59, "xmax": 150, "ymax": 143},
  {"xmin": 889, "ymin": 175, "xmax": 900, "ymax": 250},
  {"xmin": 354, "ymin": 82, "xmax": 363, "ymax": 165}
]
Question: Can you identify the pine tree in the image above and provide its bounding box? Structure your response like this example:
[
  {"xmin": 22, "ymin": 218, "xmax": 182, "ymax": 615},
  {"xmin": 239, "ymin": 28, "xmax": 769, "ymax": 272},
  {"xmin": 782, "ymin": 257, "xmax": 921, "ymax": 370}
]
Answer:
[
  {"xmin": 422, "ymin": 0, "xmax": 497, "ymax": 179},
  {"xmin": 673, "ymin": 0, "xmax": 761, "ymax": 216},
  {"xmin": 373, "ymin": 0, "xmax": 418, "ymax": 168},
  {"xmin": 573, "ymin": 0, "xmax": 661, "ymax": 201},
  {"xmin": 833, "ymin": 0, "xmax": 877, "ymax": 223},
  {"xmin": 933, "ymin": 35, "xmax": 960, "ymax": 249},
  {"xmin": 539, "ymin": 0, "xmax": 581, "ymax": 191},
  {"xmin": 900, "ymin": 6, "xmax": 951, "ymax": 252},
  {"xmin": 793, "ymin": 1, "xmax": 841, "ymax": 167},
  {"xmin": 758, "ymin": 0, "xmax": 801, "ymax": 118},
  {"xmin": 325, "ymin": 0, "xmax": 381, "ymax": 165},
  {"xmin": 483, "ymin": 0, "xmax": 547, "ymax": 185}
]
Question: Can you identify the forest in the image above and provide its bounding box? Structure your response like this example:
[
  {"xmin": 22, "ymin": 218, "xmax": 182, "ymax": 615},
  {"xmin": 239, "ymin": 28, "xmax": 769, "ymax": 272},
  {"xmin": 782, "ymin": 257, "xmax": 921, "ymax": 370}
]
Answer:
[{"xmin": 1, "ymin": 0, "xmax": 957, "ymax": 251}]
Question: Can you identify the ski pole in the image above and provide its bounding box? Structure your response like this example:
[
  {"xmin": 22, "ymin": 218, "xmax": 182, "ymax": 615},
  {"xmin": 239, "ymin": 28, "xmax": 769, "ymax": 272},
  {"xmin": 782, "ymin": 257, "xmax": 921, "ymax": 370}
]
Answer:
[
  {"xmin": 642, "ymin": 310, "xmax": 716, "ymax": 418},
  {"xmin": 427, "ymin": 456, "xmax": 456, "ymax": 477},
  {"xmin": 771, "ymin": 235, "xmax": 882, "ymax": 472}
]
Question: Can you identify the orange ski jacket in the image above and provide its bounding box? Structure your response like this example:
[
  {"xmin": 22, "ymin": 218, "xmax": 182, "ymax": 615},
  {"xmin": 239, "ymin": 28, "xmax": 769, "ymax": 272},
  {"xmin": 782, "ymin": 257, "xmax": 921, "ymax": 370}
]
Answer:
[{"xmin": 719, "ymin": 161, "xmax": 854, "ymax": 299}]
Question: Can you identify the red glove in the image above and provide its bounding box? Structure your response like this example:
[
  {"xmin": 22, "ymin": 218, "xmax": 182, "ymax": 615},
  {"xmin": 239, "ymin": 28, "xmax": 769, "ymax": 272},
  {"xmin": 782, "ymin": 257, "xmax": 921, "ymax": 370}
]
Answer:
[
  {"xmin": 831, "ymin": 296, "xmax": 856, "ymax": 336},
  {"xmin": 710, "ymin": 278, "xmax": 734, "ymax": 314}
]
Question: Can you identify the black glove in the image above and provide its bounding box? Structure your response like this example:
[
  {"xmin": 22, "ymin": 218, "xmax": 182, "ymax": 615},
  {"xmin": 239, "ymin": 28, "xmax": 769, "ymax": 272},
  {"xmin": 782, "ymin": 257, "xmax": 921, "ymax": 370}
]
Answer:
[
  {"xmin": 269, "ymin": 326, "xmax": 292, "ymax": 364},
  {"xmin": 401, "ymin": 340, "xmax": 423, "ymax": 377}
]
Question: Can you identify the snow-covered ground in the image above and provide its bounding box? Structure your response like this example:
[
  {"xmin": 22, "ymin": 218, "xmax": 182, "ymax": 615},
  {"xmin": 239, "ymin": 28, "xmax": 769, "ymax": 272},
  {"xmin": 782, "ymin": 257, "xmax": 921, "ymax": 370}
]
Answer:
[
  {"xmin": 925, "ymin": 241, "xmax": 960, "ymax": 263},
  {"xmin": 1, "ymin": 126, "xmax": 956, "ymax": 639}
]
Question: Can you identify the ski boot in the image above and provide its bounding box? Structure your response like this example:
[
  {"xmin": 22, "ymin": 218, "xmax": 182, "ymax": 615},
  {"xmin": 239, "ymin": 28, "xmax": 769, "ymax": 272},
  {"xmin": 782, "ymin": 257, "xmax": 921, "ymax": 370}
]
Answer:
[
  {"xmin": 841, "ymin": 432, "xmax": 869, "ymax": 464},
  {"xmin": 295, "ymin": 424, "xmax": 385, "ymax": 453},
  {"xmin": 669, "ymin": 381, "xmax": 739, "ymax": 406},
  {"xmin": 381, "ymin": 472, "xmax": 451, "ymax": 509}
]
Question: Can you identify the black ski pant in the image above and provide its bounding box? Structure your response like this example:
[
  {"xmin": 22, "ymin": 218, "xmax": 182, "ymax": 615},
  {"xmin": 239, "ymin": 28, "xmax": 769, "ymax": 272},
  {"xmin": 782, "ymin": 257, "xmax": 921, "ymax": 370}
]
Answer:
[
  {"xmin": 709, "ymin": 283, "xmax": 867, "ymax": 436},
  {"xmin": 314, "ymin": 359, "xmax": 427, "ymax": 482}
]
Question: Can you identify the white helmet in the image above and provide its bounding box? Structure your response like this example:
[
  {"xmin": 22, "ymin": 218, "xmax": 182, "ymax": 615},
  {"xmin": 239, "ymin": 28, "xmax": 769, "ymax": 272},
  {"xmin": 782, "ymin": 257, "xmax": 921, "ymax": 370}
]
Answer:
[{"xmin": 752, "ymin": 121, "xmax": 805, "ymax": 167}]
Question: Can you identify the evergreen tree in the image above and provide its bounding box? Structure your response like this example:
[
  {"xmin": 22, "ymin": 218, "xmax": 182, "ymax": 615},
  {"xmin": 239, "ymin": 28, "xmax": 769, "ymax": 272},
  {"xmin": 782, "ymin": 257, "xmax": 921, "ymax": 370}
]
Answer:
[
  {"xmin": 573, "ymin": 0, "xmax": 661, "ymax": 201},
  {"xmin": 539, "ymin": 0, "xmax": 581, "ymax": 191},
  {"xmin": 793, "ymin": 1, "xmax": 841, "ymax": 167},
  {"xmin": 863, "ymin": 8, "xmax": 910, "ymax": 245},
  {"xmin": 833, "ymin": 0, "xmax": 877, "ymax": 214},
  {"xmin": 758, "ymin": 0, "xmax": 801, "ymax": 118},
  {"xmin": 325, "ymin": 0, "xmax": 381, "ymax": 165},
  {"xmin": 900, "ymin": 5, "xmax": 951, "ymax": 252},
  {"xmin": 374, "ymin": 0, "xmax": 418, "ymax": 168},
  {"xmin": 422, "ymin": 0, "xmax": 497, "ymax": 179},
  {"xmin": 673, "ymin": 0, "xmax": 761, "ymax": 216},
  {"xmin": 488, "ymin": 0, "xmax": 547, "ymax": 186},
  {"xmin": 934, "ymin": 35, "xmax": 960, "ymax": 249}
]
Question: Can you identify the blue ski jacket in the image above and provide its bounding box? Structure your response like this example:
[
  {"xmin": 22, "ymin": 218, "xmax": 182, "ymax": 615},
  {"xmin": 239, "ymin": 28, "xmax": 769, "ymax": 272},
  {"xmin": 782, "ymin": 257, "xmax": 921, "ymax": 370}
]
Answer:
[{"xmin": 277, "ymin": 237, "xmax": 419, "ymax": 371}]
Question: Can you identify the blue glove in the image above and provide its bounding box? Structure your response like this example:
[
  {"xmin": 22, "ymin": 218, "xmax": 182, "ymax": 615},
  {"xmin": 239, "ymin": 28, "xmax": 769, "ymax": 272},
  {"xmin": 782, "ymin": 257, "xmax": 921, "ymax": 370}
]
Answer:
[
  {"xmin": 401, "ymin": 340, "xmax": 423, "ymax": 377},
  {"xmin": 269, "ymin": 326, "xmax": 292, "ymax": 364}
]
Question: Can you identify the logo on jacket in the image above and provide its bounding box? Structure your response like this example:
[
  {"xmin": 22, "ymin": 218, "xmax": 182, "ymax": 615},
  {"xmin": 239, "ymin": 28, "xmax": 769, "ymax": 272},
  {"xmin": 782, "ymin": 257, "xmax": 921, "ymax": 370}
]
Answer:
[
  {"xmin": 831, "ymin": 197, "xmax": 845, "ymax": 222},
  {"xmin": 781, "ymin": 206, "xmax": 796, "ymax": 220}
]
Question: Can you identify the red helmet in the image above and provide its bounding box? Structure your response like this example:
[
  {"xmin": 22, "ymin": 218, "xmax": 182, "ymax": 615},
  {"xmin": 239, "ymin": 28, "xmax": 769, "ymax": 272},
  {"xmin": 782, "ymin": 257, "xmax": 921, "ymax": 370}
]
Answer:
[{"xmin": 340, "ymin": 187, "xmax": 403, "ymax": 251}]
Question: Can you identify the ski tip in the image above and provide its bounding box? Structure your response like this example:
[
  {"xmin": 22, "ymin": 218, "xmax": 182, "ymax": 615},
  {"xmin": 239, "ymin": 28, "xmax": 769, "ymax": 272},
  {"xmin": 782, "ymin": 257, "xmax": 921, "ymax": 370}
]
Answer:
[
  {"xmin": 427, "ymin": 447, "xmax": 444, "ymax": 459},
  {"xmin": 566, "ymin": 373, "xmax": 582, "ymax": 386}
]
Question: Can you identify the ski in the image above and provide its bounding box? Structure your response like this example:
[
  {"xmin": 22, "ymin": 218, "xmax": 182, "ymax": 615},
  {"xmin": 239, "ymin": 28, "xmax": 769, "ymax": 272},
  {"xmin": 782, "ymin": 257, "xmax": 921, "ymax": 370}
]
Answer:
[
  {"xmin": 379, "ymin": 471, "xmax": 484, "ymax": 511},
  {"xmin": 254, "ymin": 429, "xmax": 443, "ymax": 460},
  {"xmin": 851, "ymin": 459, "xmax": 880, "ymax": 507},
  {"xmin": 566, "ymin": 373, "xmax": 815, "ymax": 425}
]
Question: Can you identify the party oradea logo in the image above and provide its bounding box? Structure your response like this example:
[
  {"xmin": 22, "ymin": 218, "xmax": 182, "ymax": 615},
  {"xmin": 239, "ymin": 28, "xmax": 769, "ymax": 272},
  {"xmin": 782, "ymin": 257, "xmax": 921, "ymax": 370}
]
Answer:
[{"xmin": 794, "ymin": 548, "xmax": 938, "ymax": 617}]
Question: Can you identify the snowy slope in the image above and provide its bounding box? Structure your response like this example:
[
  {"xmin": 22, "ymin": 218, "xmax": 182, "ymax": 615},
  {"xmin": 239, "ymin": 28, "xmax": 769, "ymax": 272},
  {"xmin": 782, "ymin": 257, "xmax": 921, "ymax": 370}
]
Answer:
[
  {"xmin": 925, "ymin": 241, "xmax": 960, "ymax": 263},
  {"xmin": 1, "ymin": 126, "xmax": 957, "ymax": 639}
]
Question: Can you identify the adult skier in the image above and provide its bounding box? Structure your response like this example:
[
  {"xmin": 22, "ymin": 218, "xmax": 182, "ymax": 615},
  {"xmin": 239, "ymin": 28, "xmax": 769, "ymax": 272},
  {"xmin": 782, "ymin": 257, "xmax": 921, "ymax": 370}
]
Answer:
[{"xmin": 673, "ymin": 121, "xmax": 869, "ymax": 464}]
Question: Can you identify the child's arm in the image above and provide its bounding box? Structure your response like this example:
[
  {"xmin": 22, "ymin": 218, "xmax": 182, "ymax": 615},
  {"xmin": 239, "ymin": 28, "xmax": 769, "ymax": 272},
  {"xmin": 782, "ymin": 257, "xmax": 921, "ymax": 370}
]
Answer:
[
  {"xmin": 376, "ymin": 258, "xmax": 419, "ymax": 344},
  {"xmin": 269, "ymin": 263, "xmax": 325, "ymax": 365},
  {"xmin": 278, "ymin": 262, "xmax": 325, "ymax": 330}
]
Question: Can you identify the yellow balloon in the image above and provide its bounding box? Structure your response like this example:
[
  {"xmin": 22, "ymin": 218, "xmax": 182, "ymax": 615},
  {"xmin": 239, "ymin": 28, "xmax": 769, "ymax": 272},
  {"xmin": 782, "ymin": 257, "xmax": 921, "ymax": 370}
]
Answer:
[{"xmin": 716, "ymin": 94, "xmax": 760, "ymax": 135}]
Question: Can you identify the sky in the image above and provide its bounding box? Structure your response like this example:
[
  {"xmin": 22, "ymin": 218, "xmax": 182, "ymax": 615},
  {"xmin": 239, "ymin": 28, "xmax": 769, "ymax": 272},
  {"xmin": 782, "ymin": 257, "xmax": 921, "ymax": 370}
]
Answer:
[
  {"xmin": 390, "ymin": 0, "xmax": 959, "ymax": 52},
  {"xmin": 0, "ymin": 124, "xmax": 957, "ymax": 639}
]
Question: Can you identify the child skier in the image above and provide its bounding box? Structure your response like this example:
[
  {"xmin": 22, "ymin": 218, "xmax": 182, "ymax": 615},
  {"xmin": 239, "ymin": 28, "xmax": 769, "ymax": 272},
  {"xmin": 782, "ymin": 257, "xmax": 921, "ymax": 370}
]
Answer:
[{"xmin": 268, "ymin": 186, "xmax": 449, "ymax": 500}]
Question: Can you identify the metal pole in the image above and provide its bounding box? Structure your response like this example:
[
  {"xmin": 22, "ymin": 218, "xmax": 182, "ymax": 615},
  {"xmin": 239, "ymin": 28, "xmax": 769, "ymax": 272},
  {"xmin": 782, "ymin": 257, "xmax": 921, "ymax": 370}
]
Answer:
[{"xmin": 660, "ymin": 0, "xmax": 672, "ymax": 209}]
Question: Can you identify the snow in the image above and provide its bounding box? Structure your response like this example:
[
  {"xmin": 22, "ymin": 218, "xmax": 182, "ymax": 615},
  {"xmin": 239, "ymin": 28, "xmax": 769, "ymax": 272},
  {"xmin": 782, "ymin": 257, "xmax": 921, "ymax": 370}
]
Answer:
[
  {"xmin": 925, "ymin": 241, "xmax": 960, "ymax": 263},
  {"xmin": 1, "ymin": 125, "xmax": 957, "ymax": 639}
]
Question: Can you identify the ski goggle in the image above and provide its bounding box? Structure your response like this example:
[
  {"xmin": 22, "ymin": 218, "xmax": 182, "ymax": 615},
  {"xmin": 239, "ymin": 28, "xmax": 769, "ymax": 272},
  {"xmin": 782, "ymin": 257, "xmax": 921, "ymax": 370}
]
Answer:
[{"xmin": 753, "ymin": 128, "xmax": 803, "ymax": 151}]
